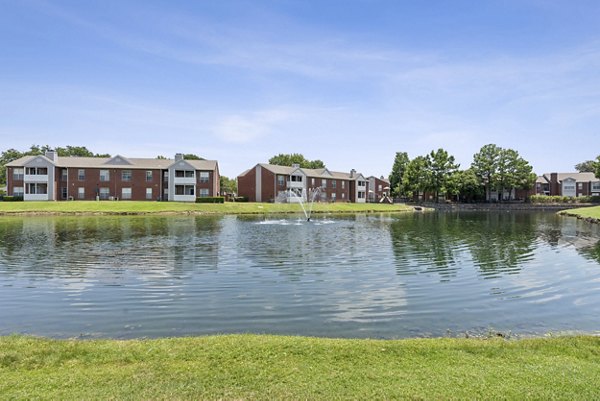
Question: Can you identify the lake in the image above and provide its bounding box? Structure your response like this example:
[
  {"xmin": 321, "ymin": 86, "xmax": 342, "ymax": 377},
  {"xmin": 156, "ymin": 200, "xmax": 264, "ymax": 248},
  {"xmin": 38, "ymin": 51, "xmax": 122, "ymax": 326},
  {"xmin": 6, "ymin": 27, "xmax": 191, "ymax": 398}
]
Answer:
[{"xmin": 1, "ymin": 211, "xmax": 599, "ymax": 338}]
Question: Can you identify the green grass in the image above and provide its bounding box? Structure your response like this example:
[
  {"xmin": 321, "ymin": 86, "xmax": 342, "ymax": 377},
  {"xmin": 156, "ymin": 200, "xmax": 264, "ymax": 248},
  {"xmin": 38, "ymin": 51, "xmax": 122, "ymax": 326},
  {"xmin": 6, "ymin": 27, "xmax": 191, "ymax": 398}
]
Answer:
[
  {"xmin": 562, "ymin": 205, "xmax": 600, "ymax": 220},
  {"xmin": 0, "ymin": 201, "xmax": 413, "ymax": 216},
  {"xmin": 1, "ymin": 335, "xmax": 599, "ymax": 400}
]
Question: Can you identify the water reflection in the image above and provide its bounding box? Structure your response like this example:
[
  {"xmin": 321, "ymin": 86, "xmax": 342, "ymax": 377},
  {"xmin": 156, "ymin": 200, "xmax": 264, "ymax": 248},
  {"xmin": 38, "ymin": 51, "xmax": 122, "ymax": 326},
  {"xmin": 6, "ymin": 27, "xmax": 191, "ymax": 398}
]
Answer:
[{"xmin": 0, "ymin": 212, "xmax": 599, "ymax": 339}]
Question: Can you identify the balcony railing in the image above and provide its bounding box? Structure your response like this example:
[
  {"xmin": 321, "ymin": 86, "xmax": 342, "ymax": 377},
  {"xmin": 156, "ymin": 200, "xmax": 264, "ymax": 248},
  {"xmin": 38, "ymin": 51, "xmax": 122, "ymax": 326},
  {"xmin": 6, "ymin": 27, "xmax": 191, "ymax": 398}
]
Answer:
[{"xmin": 24, "ymin": 174, "xmax": 49, "ymax": 182}]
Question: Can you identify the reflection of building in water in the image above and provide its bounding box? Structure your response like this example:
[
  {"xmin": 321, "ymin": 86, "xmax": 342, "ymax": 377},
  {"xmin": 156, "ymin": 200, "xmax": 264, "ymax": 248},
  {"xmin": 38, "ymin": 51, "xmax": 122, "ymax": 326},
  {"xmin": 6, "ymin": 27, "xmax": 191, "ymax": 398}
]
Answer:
[{"xmin": 0, "ymin": 216, "xmax": 224, "ymax": 283}]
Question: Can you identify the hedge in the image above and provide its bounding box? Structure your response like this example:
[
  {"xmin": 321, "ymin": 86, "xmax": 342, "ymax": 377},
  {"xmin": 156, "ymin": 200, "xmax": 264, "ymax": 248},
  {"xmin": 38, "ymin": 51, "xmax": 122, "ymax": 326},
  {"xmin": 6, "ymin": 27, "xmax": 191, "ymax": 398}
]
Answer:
[
  {"xmin": 195, "ymin": 196, "xmax": 225, "ymax": 204},
  {"xmin": 1, "ymin": 196, "xmax": 24, "ymax": 202},
  {"xmin": 529, "ymin": 194, "xmax": 600, "ymax": 204}
]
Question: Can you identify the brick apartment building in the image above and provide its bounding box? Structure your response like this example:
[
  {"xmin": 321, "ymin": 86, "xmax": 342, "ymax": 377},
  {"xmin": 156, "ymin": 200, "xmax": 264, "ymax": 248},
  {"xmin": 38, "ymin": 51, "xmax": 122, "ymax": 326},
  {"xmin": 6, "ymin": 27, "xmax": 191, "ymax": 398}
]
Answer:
[
  {"xmin": 237, "ymin": 163, "xmax": 370, "ymax": 203},
  {"xmin": 5, "ymin": 151, "xmax": 219, "ymax": 202},
  {"xmin": 535, "ymin": 172, "xmax": 600, "ymax": 197},
  {"xmin": 367, "ymin": 176, "xmax": 391, "ymax": 202}
]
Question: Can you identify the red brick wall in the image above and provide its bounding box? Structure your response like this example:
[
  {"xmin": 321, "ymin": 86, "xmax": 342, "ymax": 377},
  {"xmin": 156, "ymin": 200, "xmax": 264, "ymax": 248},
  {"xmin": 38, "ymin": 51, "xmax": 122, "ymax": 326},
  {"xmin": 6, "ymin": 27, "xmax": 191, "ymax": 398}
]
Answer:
[{"xmin": 237, "ymin": 167, "xmax": 257, "ymax": 201}]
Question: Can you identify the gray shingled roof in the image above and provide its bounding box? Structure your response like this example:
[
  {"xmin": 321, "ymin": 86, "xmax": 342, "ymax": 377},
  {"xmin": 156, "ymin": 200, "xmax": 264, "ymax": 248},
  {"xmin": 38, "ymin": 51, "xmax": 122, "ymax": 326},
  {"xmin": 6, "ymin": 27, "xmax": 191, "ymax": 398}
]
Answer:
[
  {"xmin": 6, "ymin": 155, "xmax": 217, "ymax": 170},
  {"xmin": 538, "ymin": 172, "xmax": 598, "ymax": 183},
  {"xmin": 253, "ymin": 163, "xmax": 367, "ymax": 180}
]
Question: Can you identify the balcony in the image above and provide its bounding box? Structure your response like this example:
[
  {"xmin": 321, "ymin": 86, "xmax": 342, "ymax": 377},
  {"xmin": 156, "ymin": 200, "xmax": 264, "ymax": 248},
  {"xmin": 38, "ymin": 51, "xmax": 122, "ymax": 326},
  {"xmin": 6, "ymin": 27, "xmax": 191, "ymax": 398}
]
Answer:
[
  {"xmin": 287, "ymin": 180, "xmax": 304, "ymax": 189},
  {"xmin": 173, "ymin": 195, "xmax": 196, "ymax": 202},
  {"xmin": 24, "ymin": 174, "xmax": 49, "ymax": 183},
  {"xmin": 24, "ymin": 193, "xmax": 49, "ymax": 201}
]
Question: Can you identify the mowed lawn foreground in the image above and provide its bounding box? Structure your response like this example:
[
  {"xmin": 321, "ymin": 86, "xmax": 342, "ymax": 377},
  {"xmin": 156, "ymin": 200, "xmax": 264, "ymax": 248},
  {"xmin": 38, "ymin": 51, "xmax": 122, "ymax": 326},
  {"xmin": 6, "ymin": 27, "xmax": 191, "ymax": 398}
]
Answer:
[
  {"xmin": 0, "ymin": 200, "xmax": 413, "ymax": 215},
  {"xmin": 563, "ymin": 205, "xmax": 600, "ymax": 220},
  {"xmin": 2, "ymin": 335, "xmax": 600, "ymax": 400}
]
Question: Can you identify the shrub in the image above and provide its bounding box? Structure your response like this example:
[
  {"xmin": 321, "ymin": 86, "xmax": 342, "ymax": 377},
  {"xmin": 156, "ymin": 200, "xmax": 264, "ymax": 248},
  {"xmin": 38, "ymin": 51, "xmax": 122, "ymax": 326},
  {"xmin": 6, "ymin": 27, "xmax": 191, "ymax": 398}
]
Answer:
[
  {"xmin": 195, "ymin": 196, "xmax": 225, "ymax": 204},
  {"xmin": 1, "ymin": 196, "xmax": 24, "ymax": 202},
  {"xmin": 234, "ymin": 196, "xmax": 249, "ymax": 202}
]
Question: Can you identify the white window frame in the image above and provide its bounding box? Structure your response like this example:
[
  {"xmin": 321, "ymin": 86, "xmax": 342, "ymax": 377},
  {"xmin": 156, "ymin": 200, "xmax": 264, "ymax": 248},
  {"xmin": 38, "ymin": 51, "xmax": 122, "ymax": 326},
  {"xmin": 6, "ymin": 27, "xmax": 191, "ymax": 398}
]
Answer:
[{"xmin": 121, "ymin": 187, "xmax": 132, "ymax": 200}]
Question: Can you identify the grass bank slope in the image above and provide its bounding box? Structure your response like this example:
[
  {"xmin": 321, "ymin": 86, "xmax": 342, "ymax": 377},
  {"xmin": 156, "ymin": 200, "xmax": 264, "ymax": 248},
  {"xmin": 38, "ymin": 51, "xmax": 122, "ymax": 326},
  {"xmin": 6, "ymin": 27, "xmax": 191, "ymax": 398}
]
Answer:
[
  {"xmin": 0, "ymin": 201, "xmax": 413, "ymax": 216},
  {"xmin": 2, "ymin": 335, "xmax": 599, "ymax": 400},
  {"xmin": 561, "ymin": 205, "xmax": 600, "ymax": 221}
]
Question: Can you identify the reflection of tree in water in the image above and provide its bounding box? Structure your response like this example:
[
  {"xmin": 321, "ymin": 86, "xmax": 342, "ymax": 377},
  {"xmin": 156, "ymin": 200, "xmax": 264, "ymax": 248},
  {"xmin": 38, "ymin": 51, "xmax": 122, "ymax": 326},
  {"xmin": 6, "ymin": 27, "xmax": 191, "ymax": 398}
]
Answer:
[
  {"xmin": 390, "ymin": 213, "xmax": 464, "ymax": 280},
  {"xmin": 578, "ymin": 241, "xmax": 600, "ymax": 264},
  {"xmin": 464, "ymin": 213, "xmax": 538, "ymax": 278},
  {"xmin": 389, "ymin": 212, "xmax": 540, "ymax": 280}
]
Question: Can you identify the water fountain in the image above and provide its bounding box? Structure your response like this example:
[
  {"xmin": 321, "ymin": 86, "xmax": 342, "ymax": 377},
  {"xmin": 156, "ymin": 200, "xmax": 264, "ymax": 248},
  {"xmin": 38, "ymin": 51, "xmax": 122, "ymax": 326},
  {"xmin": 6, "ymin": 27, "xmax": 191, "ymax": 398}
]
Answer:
[{"xmin": 283, "ymin": 187, "xmax": 322, "ymax": 221}]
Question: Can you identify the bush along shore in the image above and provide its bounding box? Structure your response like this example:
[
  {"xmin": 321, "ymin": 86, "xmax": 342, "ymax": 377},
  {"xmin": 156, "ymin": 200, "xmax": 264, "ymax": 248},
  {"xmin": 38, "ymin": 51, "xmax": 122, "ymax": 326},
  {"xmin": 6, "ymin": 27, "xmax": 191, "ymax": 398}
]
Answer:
[
  {"xmin": 0, "ymin": 200, "xmax": 416, "ymax": 216},
  {"xmin": 2, "ymin": 334, "xmax": 600, "ymax": 400}
]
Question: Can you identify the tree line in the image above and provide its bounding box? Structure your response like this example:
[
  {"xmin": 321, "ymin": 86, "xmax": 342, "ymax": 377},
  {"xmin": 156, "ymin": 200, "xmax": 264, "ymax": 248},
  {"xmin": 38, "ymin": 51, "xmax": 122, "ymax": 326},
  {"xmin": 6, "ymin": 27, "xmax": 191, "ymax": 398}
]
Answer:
[{"xmin": 389, "ymin": 144, "xmax": 539, "ymax": 202}]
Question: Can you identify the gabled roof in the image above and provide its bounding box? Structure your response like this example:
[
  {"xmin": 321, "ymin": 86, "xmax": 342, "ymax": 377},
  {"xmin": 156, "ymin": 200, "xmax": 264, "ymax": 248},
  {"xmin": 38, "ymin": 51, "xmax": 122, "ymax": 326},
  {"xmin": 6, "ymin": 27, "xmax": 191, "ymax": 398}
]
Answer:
[
  {"xmin": 6, "ymin": 155, "xmax": 218, "ymax": 170},
  {"xmin": 538, "ymin": 172, "xmax": 598, "ymax": 183},
  {"xmin": 252, "ymin": 163, "xmax": 366, "ymax": 180}
]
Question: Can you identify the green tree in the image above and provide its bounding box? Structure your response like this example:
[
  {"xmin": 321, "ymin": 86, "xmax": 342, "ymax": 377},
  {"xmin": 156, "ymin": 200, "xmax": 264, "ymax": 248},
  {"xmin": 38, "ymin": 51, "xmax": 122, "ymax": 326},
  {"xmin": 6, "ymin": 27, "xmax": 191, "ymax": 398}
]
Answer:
[
  {"xmin": 220, "ymin": 176, "xmax": 237, "ymax": 195},
  {"xmin": 471, "ymin": 144, "xmax": 502, "ymax": 202},
  {"xmin": 575, "ymin": 160, "xmax": 596, "ymax": 173},
  {"xmin": 446, "ymin": 169, "xmax": 484, "ymax": 202},
  {"xmin": 389, "ymin": 152, "xmax": 410, "ymax": 197},
  {"xmin": 268, "ymin": 153, "xmax": 325, "ymax": 169},
  {"xmin": 156, "ymin": 155, "xmax": 167, "ymax": 160},
  {"xmin": 428, "ymin": 148, "xmax": 459, "ymax": 202},
  {"xmin": 183, "ymin": 154, "xmax": 204, "ymax": 160},
  {"xmin": 594, "ymin": 155, "xmax": 600, "ymax": 179},
  {"xmin": 402, "ymin": 156, "xmax": 431, "ymax": 201}
]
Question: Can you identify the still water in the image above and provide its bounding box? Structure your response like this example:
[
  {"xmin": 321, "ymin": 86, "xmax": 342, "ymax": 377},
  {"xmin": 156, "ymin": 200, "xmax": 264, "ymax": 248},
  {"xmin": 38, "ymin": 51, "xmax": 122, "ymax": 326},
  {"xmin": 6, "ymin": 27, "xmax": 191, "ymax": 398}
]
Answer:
[{"xmin": 1, "ymin": 212, "xmax": 599, "ymax": 339}]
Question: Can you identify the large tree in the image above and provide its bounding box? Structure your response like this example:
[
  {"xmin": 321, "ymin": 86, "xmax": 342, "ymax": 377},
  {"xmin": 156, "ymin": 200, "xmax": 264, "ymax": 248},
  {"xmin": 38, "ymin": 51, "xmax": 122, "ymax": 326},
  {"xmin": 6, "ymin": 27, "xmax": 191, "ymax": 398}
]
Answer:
[
  {"xmin": 446, "ymin": 168, "xmax": 484, "ymax": 202},
  {"xmin": 428, "ymin": 148, "xmax": 459, "ymax": 202},
  {"xmin": 471, "ymin": 144, "xmax": 501, "ymax": 202},
  {"xmin": 402, "ymin": 156, "xmax": 431, "ymax": 201},
  {"xmin": 575, "ymin": 160, "xmax": 596, "ymax": 173},
  {"xmin": 594, "ymin": 155, "xmax": 600, "ymax": 179},
  {"xmin": 268, "ymin": 153, "xmax": 325, "ymax": 169},
  {"xmin": 220, "ymin": 176, "xmax": 237, "ymax": 195},
  {"xmin": 389, "ymin": 152, "xmax": 410, "ymax": 197}
]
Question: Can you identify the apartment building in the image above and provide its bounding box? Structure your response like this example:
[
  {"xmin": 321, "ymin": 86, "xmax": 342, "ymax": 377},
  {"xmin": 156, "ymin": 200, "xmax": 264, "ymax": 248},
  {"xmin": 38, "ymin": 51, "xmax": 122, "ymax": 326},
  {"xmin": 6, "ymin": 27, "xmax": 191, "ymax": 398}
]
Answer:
[
  {"xmin": 367, "ymin": 176, "xmax": 391, "ymax": 202},
  {"xmin": 5, "ymin": 151, "xmax": 219, "ymax": 202},
  {"xmin": 536, "ymin": 172, "xmax": 600, "ymax": 197},
  {"xmin": 237, "ymin": 163, "xmax": 369, "ymax": 203}
]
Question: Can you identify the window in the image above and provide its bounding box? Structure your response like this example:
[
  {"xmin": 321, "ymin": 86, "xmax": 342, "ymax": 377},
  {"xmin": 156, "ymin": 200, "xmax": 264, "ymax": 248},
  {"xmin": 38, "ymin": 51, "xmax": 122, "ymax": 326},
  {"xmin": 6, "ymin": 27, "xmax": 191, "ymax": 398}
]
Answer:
[
  {"xmin": 78, "ymin": 187, "xmax": 85, "ymax": 199},
  {"xmin": 331, "ymin": 193, "xmax": 336, "ymax": 201},
  {"xmin": 378, "ymin": 184, "xmax": 382, "ymax": 191},
  {"xmin": 61, "ymin": 187, "xmax": 67, "ymax": 199},
  {"xmin": 341, "ymin": 181, "xmax": 345, "ymax": 189},
  {"xmin": 100, "ymin": 170, "xmax": 110, "ymax": 182},
  {"xmin": 332, "ymin": 180, "xmax": 336, "ymax": 188},
  {"xmin": 25, "ymin": 167, "xmax": 48, "ymax": 175},
  {"xmin": 199, "ymin": 188, "xmax": 209, "ymax": 197},
  {"xmin": 26, "ymin": 183, "xmax": 47, "ymax": 194},
  {"xmin": 291, "ymin": 175, "xmax": 303, "ymax": 182},
  {"xmin": 61, "ymin": 169, "xmax": 67, "ymax": 181},
  {"xmin": 13, "ymin": 168, "xmax": 24, "ymax": 180},
  {"xmin": 164, "ymin": 171, "xmax": 169, "ymax": 179},
  {"xmin": 358, "ymin": 191, "xmax": 366, "ymax": 199},
  {"xmin": 121, "ymin": 188, "xmax": 132, "ymax": 200},
  {"xmin": 121, "ymin": 170, "xmax": 132, "ymax": 181},
  {"xmin": 578, "ymin": 182, "xmax": 583, "ymax": 190},
  {"xmin": 592, "ymin": 182, "xmax": 600, "ymax": 191},
  {"xmin": 341, "ymin": 193, "xmax": 345, "ymax": 199},
  {"xmin": 564, "ymin": 185, "xmax": 575, "ymax": 190},
  {"xmin": 175, "ymin": 185, "xmax": 195, "ymax": 195},
  {"xmin": 99, "ymin": 187, "xmax": 110, "ymax": 200},
  {"xmin": 358, "ymin": 180, "xmax": 366, "ymax": 187},
  {"xmin": 311, "ymin": 178, "xmax": 315, "ymax": 186},
  {"xmin": 321, "ymin": 179, "xmax": 327, "ymax": 187},
  {"xmin": 277, "ymin": 175, "xmax": 285, "ymax": 186},
  {"xmin": 13, "ymin": 187, "xmax": 24, "ymax": 197},
  {"xmin": 78, "ymin": 169, "xmax": 85, "ymax": 181},
  {"xmin": 199, "ymin": 171, "xmax": 210, "ymax": 183},
  {"xmin": 146, "ymin": 171, "xmax": 153, "ymax": 182},
  {"xmin": 146, "ymin": 188, "xmax": 153, "ymax": 200},
  {"xmin": 175, "ymin": 170, "xmax": 195, "ymax": 178}
]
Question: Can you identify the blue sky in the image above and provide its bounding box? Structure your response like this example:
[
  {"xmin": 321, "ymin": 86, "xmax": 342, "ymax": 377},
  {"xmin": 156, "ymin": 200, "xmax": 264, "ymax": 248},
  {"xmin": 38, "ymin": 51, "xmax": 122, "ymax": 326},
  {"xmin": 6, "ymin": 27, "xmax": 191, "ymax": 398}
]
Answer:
[{"xmin": 1, "ymin": 0, "xmax": 599, "ymax": 178}]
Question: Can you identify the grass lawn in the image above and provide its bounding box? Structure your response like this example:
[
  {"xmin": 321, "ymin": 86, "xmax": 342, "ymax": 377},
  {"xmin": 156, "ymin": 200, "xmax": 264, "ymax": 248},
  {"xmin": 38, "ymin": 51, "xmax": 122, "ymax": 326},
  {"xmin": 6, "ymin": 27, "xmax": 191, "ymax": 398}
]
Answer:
[
  {"xmin": 0, "ymin": 201, "xmax": 414, "ymax": 216},
  {"xmin": 562, "ymin": 205, "xmax": 600, "ymax": 220},
  {"xmin": 1, "ymin": 335, "xmax": 599, "ymax": 400}
]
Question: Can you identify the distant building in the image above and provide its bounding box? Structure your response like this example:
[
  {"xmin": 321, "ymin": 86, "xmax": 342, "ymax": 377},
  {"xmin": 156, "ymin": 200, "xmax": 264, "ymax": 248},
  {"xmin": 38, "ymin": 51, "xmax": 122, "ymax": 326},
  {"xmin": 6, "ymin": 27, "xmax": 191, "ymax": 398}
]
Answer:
[
  {"xmin": 367, "ymin": 176, "xmax": 391, "ymax": 202},
  {"xmin": 237, "ymin": 163, "xmax": 369, "ymax": 203},
  {"xmin": 536, "ymin": 172, "xmax": 600, "ymax": 197},
  {"xmin": 5, "ymin": 151, "xmax": 219, "ymax": 202}
]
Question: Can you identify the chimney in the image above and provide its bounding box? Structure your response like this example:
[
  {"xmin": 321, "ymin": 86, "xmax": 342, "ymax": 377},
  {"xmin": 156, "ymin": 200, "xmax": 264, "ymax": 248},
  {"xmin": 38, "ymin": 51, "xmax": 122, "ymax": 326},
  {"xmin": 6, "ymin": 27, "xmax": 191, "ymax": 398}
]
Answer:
[
  {"xmin": 350, "ymin": 169, "xmax": 356, "ymax": 178},
  {"xmin": 175, "ymin": 153, "xmax": 184, "ymax": 161},
  {"xmin": 45, "ymin": 150, "xmax": 57, "ymax": 163}
]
